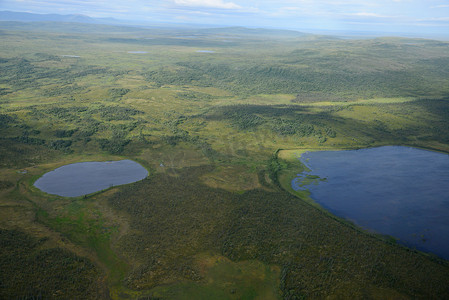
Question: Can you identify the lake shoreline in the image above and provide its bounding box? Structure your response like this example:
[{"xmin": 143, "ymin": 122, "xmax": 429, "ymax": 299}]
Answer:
[
  {"xmin": 34, "ymin": 159, "xmax": 148, "ymax": 197},
  {"xmin": 290, "ymin": 145, "xmax": 449, "ymax": 261}
]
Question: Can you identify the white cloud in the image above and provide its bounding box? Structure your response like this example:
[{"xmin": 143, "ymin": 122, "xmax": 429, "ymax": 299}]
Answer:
[
  {"xmin": 351, "ymin": 12, "xmax": 390, "ymax": 18},
  {"xmin": 174, "ymin": 0, "xmax": 241, "ymax": 9},
  {"xmin": 431, "ymin": 4, "xmax": 449, "ymax": 8},
  {"xmin": 281, "ymin": 7, "xmax": 302, "ymax": 11},
  {"xmin": 418, "ymin": 17, "xmax": 449, "ymax": 22}
]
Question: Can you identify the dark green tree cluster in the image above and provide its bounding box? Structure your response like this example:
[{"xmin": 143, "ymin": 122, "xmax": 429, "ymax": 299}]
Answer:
[
  {"xmin": 0, "ymin": 113, "xmax": 17, "ymax": 128},
  {"xmin": 41, "ymin": 84, "xmax": 84, "ymax": 97},
  {"xmin": 108, "ymin": 87, "xmax": 130, "ymax": 98},
  {"xmin": 0, "ymin": 229, "xmax": 101, "ymax": 299},
  {"xmin": 54, "ymin": 129, "xmax": 77, "ymax": 138},
  {"xmin": 94, "ymin": 105, "xmax": 143, "ymax": 121}
]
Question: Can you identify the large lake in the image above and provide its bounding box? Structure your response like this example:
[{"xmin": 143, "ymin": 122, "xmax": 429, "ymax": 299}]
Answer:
[
  {"xmin": 292, "ymin": 146, "xmax": 449, "ymax": 260},
  {"xmin": 34, "ymin": 160, "xmax": 148, "ymax": 197}
]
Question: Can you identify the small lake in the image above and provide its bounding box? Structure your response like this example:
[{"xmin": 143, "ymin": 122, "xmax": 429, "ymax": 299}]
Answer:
[
  {"xmin": 127, "ymin": 51, "xmax": 148, "ymax": 54},
  {"xmin": 196, "ymin": 50, "xmax": 215, "ymax": 53},
  {"xmin": 292, "ymin": 146, "xmax": 449, "ymax": 260},
  {"xmin": 34, "ymin": 160, "xmax": 148, "ymax": 197}
]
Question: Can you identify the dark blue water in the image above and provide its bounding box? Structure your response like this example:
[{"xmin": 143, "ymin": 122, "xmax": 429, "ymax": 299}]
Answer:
[
  {"xmin": 292, "ymin": 146, "xmax": 449, "ymax": 260},
  {"xmin": 34, "ymin": 160, "xmax": 148, "ymax": 197}
]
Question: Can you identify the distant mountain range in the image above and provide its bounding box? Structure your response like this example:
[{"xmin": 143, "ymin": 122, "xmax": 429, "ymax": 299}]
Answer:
[
  {"xmin": 0, "ymin": 10, "xmax": 120, "ymax": 24},
  {"xmin": 0, "ymin": 10, "xmax": 309, "ymax": 37}
]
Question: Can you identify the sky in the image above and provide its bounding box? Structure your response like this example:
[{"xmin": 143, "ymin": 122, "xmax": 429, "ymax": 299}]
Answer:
[{"xmin": 1, "ymin": 0, "xmax": 449, "ymax": 37}]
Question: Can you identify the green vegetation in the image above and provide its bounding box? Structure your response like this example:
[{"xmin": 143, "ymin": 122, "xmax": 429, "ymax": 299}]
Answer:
[
  {"xmin": 1, "ymin": 21, "xmax": 449, "ymax": 299},
  {"xmin": 0, "ymin": 229, "xmax": 101, "ymax": 299}
]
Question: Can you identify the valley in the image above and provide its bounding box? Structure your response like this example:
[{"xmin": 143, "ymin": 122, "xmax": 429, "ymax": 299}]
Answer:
[{"xmin": 1, "ymin": 22, "xmax": 449, "ymax": 299}]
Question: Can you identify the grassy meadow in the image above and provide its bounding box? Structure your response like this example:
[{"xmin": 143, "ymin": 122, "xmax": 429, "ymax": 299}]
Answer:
[{"xmin": 1, "ymin": 22, "xmax": 449, "ymax": 299}]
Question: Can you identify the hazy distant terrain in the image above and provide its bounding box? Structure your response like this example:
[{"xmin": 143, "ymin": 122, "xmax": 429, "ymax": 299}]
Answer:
[
  {"xmin": 1, "ymin": 20, "xmax": 449, "ymax": 299},
  {"xmin": 0, "ymin": 10, "xmax": 120, "ymax": 24}
]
